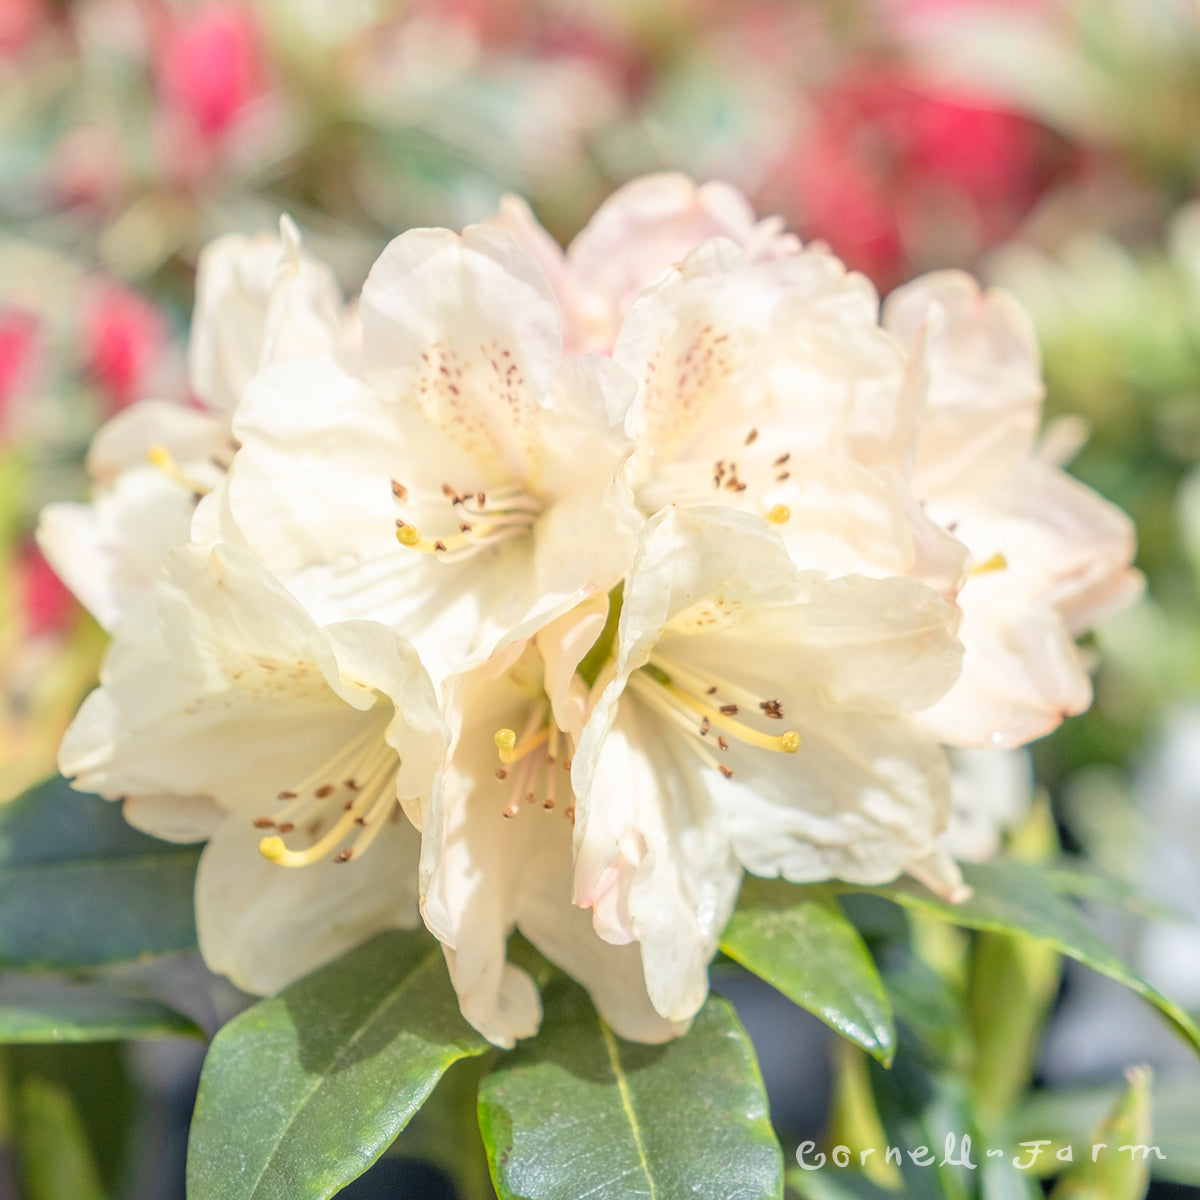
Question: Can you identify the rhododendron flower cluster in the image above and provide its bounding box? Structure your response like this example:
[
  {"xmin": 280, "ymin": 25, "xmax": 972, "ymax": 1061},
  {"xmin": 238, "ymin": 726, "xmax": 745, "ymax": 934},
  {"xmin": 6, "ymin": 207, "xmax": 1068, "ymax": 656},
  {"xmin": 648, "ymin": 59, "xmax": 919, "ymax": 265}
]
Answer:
[{"xmin": 47, "ymin": 174, "xmax": 1140, "ymax": 1047}]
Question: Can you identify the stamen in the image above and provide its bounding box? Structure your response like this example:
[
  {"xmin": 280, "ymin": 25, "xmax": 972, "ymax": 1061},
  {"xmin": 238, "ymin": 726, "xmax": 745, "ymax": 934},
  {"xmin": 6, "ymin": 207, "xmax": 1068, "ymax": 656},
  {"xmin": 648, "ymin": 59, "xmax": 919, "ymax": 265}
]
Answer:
[
  {"xmin": 147, "ymin": 445, "xmax": 208, "ymax": 497},
  {"xmin": 257, "ymin": 729, "xmax": 397, "ymax": 867},
  {"xmin": 636, "ymin": 661, "xmax": 801, "ymax": 755}
]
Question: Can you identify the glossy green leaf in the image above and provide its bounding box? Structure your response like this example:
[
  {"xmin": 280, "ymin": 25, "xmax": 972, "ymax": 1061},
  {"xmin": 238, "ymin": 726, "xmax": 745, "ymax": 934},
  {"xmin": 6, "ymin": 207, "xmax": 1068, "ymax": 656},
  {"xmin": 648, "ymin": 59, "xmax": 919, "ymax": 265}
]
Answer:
[
  {"xmin": 478, "ymin": 979, "xmax": 783, "ymax": 1200},
  {"xmin": 0, "ymin": 977, "xmax": 202, "ymax": 1043},
  {"xmin": 0, "ymin": 776, "xmax": 201, "ymax": 969},
  {"xmin": 844, "ymin": 861, "xmax": 1200, "ymax": 1054},
  {"xmin": 187, "ymin": 929, "xmax": 488, "ymax": 1200},
  {"xmin": 721, "ymin": 880, "xmax": 894, "ymax": 1065}
]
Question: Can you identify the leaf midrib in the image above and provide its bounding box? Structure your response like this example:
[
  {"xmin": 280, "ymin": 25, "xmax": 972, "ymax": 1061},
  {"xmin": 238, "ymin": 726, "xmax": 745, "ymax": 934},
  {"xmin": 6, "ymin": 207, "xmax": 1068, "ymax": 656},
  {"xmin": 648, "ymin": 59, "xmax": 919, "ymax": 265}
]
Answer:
[
  {"xmin": 598, "ymin": 1017, "xmax": 657, "ymax": 1200},
  {"xmin": 242, "ymin": 946, "xmax": 452, "ymax": 1200}
]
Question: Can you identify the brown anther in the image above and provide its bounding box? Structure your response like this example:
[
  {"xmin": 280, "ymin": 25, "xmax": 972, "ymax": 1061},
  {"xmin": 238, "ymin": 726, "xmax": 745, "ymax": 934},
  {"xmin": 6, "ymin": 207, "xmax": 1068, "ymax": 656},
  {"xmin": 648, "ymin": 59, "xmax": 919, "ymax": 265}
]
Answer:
[
  {"xmin": 252, "ymin": 817, "xmax": 275, "ymax": 829},
  {"xmin": 699, "ymin": 716, "xmax": 711, "ymax": 736},
  {"xmin": 441, "ymin": 482, "xmax": 457, "ymax": 498},
  {"xmin": 744, "ymin": 428, "xmax": 758, "ymax": 446},
  {"xmin": 495, "ymin": 768, "xmax": 508, "ymax": 780},
  {"xmin": 543, "ymin": 798, "xmax": 555, "ymax": 810},
  {"xmin": 502, "ymin": 803, "xmax": 520, "ymax": 819},
  {"xmin": 773, "ymin": 453, "xmax": 791, "ymax": 467},
  {"xmin": 334, "ymin": 848, "xmax": 353, "ymax": 863},
  {"xmin": 718, "ymin": 765, "xmax": 735, "ymax": 778},
  {"xmin": 720, "ymin": 704, "xmax": 739, "ymax": 716},
  {"xmin": 525, "ymin": 792, "xmax": 537, "ymax": 804},
  {"xmin": 434, "ymin": 540, "xmax": 447, "ymax": 553},
  {"xmin": 390, "ymin": 479, "xmax": 408, "ymax": 500},
  {"xmin": 776, "ymin": 471, "xmax": 790, "ymax": 483},
  {"xmin": 277, "ymin": 790, "xmax": 297, "ymax": 800},
  {"xmin": 565, "ymin": 806, "xmax": 576, "ymax": 824},
  {"xmin": 562, "ymin": 758, "xmax": 572, "ymax": 772},
  {"xmin": 759, "ymin": 699, "xmax": 784, "ymax": 719},
  {"xmin": 276, "ymin": 822, "xmax": 295, "ymax": 833},
  {"xmin": 344, "ymin": 780, "xmax": 359, "ymax": 791},
  {"xmin": 459, "ymin": 523, "xmax": 472, "ymax": 534},
  {"xmin": 342, "ymin": 800, "xmax": 354, "ymax": 811},
  {"xmin": 315, "ymin": 784, "xmax": 335, "ymax": 798},
  {"xmin": 354, "ymin": 816, "xmax": 366, "ymax": 826},
  {"xmin": 718, "ymin": 736, "xmax": 729, "ymax": 752},
  {"xmin": 545, "ymin": 754, "xmax": 556, "ymax": 765},
  {"xmin": 476, "ymin": 492, "xmax": 486, "ymax": 506},
  {"xmin": 706, "ymin": 686, "xmax": 718, "ymax": 695},
  {"xmin": 731, "ymin": 481, "xmax": 747, "ymax": 493}
]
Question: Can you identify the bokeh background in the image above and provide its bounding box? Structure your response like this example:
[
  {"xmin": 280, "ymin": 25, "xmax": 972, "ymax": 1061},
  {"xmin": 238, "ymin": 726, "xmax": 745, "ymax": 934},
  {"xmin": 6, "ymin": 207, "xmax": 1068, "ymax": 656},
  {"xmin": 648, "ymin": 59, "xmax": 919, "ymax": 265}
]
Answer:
[{"xmin": 3, "ymin": 0, "xmax": 1200, "ymax": 1196}]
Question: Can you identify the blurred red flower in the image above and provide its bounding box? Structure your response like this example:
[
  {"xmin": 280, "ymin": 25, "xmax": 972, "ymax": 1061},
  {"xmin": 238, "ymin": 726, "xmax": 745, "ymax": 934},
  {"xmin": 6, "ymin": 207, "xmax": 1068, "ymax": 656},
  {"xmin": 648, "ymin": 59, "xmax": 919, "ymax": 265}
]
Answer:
[{"xmin": 81, "ymin": 284, "xmax": 167, "ymax": 412}]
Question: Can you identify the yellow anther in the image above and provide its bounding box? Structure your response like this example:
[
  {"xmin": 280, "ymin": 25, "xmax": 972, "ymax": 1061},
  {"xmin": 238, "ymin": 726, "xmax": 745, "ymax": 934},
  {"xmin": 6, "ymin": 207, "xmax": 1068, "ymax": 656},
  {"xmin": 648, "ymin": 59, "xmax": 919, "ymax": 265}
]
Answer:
[
  {"xmin": 766, "ymin": 504, "xmax": 791, "ymax": 525},
  {"xmin": 395, "ymin": 524, "xmax": 422, "ymax": 547},
  {"xmin": 258, "ymin": 836, "xmax": 287, "ymax": 862},
  {"xmin": 780, "ymin": 730, "xmax": 801, "ymax": 753},
  {"xmin": 493, "ymin": 725, "xmax": 548, "ymax": 765},
  {"xmin": 970, "ymin": 552, "xmax": 1008, "ymax": 576},
  {"xmin": 147, "ymin": 444, "xmax": 207, "ymax": 495}
]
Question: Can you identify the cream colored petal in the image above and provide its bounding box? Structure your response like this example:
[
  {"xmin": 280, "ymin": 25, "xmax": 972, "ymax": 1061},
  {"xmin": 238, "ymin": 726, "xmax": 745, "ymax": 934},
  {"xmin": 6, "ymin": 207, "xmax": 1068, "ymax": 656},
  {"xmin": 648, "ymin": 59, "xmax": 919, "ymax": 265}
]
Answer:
[
  {"xmin": 572, "ymin": 700, "xmax": 741, "ymax": 1023},
  {"xmin": 36, "ymin": 467, "xmax": 198, "ymax": 633},
  {"xmin": 196, "ymin": 812, "xmax": 420, "ymax": 996},
  {"xmin": 886, "ymin": 270, "xmax": 1044, "ymax": 497},
  {"xmin": 565, "ymin": 173, "xmax": 783, "ymax": 350},
  {"xmin": 918, "ymin": 595, "xmax": 1092, "ymax": 749},
  {"xmin": 85, "ymin": 400, "xmax": 231, "ymax": 484},
  {"xmin": 189, "ymin": 222, "xmax": 342, "ymax": 415},
  {"xmin": 359, "ymin": 225, "xmax": 562, "ymax": 482}
]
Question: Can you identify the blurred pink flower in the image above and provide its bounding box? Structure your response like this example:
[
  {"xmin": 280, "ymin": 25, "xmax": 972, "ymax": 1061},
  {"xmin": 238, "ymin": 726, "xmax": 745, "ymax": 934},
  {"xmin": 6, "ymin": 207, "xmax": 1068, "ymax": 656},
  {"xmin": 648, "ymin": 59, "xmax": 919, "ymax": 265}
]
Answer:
[
  {"xmin": 781, "ymin": 64, "xmax": 1065, "ymax": 286},
  {"xmin": 81, "ymin": 283, "xmax": 168, "ymax": 412},
  {"xmin": 157, "ymin": 3, "xmax": 264, "ymax": 141},
  {"xmin": 0, "ymin": 307, "xmax": 41, "ymax": 438},
  {"xmin": 16, "ymin": 540, "xmax": 76, "ymax": 639},
  {"xmin": 0, "ymin": 0, "xmax": 45, "ymax": 57}
]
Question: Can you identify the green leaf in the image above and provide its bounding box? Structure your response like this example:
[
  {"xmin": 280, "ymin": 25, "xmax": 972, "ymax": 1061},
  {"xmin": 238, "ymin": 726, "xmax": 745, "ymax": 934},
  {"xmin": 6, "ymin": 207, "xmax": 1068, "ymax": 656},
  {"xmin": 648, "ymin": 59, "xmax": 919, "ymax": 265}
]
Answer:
[
  {"xmin": 187, "ymin": 929, "xmax": 488, "ymax": 1200},
  {"xmin": 0, "ymin": 776, "xmax": 201, "ymax": 969},
  {"xmin": 787, "ymin": 1167, "xmax": 899, "ymax": 1199},
  {"xmin": 5, "ymin": 1042, "xmax": 136, "ymax": 1199},
  {"xmin": 0, "ymin": 977, "xmax": 202, "ymax": 1043},
  {"xmin": 478, "ymin": 978, "xmax": 783, "ymax": 1200},
  {"xmin": 721, "ymin": 879, "xmax": 895, "ymax": 1065},
  {"xmin": 843, "ymin": 861, "xmax": 1200, "ymax": 1055},
  {"xmin": 1015, "ymin": 1076, "xmax": 1200, "ymax": 1185},
  {"xmin": 385, "ymin": 1052, "xmax": 496, "ymax": 1200},
  {"xmin": 1049, "ymin": 1066, "xmax": 1155, "ymax": 1200}
]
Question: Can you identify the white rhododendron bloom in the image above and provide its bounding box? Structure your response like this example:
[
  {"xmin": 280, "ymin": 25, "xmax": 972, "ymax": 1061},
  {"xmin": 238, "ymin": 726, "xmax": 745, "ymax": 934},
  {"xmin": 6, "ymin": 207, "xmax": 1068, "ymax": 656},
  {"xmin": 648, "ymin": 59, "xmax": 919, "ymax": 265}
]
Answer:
[
  {"xmin": 885, "ymin": 271, "xmax": 1143, "ymax": 747},
  {"xmin": 218, "ymin": 225, "xmax": 642, "ymax": 685},
  {"xmin": 571, "ymin": 506, "xmax": 964, "ymax": 1021},
  {"xmin": 38, "ymin": 218, "xmax": 344, "ymax": 633},
  {"xmin": 610, "ymin": 237, "xmax": 965, "ymax": 594},
  {"xmin": 47, "ymin": 174, "xmax": 1144, "ymax": 1046},
  {"xmin": 421, "ymin": 601, "xmax": 687, "ymax": 1047},
  {"xmin": 58, "ymin": 543, "xmax": 448, "ymax": 994},
  {"xmin": 486, "ymin": 172, "xmax": 798, "ymax": 354}
]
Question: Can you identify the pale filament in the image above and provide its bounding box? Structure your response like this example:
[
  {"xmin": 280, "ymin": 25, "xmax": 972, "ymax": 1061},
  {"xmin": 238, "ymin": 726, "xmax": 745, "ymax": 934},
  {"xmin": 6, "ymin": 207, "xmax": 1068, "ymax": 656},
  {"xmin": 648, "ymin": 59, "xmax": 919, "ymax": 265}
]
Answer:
[
  {"xmin": 146, "ymin": 445, "xmax": 210, "ymax": 498},
  {"xmin": 638, "ymin": 441, "xmax": 796, "ymax": 524},
  {"xmin": 629, "ymin": 656, "xmax": 801, "ymax": 778},
  {"xmin": 493, "ymin": 699, "xmax": 574, "ymax": 822},
  {"xmin": 393, "ymin": 479, "xmax": 542, "ymax": 561},
  {"xmin": 256, "ymin": 721, "xmax": 400, "ymax": 867}
]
